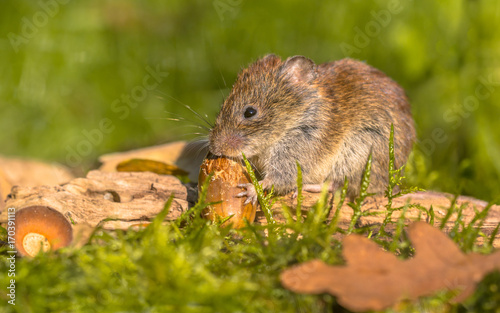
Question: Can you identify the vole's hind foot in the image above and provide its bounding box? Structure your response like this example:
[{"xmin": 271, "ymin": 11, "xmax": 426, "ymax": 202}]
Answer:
[
  {"xmin": 236, "ymin": 183, "xmax": 258, "ymax": 205},
  {"xmin": 303, "ymin": 184, "xmax": 326, "ymax": 193},
  {"xmin": 293, "ymin": 184, "xmax": 335, "ymax": 196},
  {"xmin": 292, "ymin": 182, "xmax": 341, "ymax": 199},
  {"xmin": 292, "ymin": 184, "xmax": 325, "ymax": 199}
]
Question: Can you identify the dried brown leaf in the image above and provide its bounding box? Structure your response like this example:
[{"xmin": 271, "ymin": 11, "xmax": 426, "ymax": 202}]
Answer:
[
  {"xmin": 99, "ymin": 141, "xmax": 208, "ymax": 182},
  {"xmin": 116, "ymin": 158, "xmax": 189, "ymax": 176},
  {"xmin": 280, "ymin": 222, "xmax": 500, "ymax": 311}
]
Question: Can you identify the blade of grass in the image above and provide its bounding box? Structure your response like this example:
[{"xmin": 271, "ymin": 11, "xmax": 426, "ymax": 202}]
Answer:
[
  {"xmin": 347, "ymin": 153, "xmax": 374, "ymax": 234},
  {"xmin": 327, "ymin": 177, "xmax": 348, "ymax": 236},
  {"xmin": 145, "ymin": 194, "xmax": 174, "ymax": 236},
  {"xmin": 389, "ymin": 204, "xmax": 409, "ymax": 253},
  {"xmin": 440, "ymin": 195, "xmax": 458, "ymax": 230},
  {"xmin": 295, "ymin": 161, "xmax": 304, "ymax": 224},
  {"xmin": 242, "ymin": 153, "xmax": 275, "ymax": 225},
  {"xmin": 488, "ymin": 223, "xmax": 500, "ymax": 248},
  {"xmin": 429, "ymin": 205, "xmax": 435, "ymax": 226}
]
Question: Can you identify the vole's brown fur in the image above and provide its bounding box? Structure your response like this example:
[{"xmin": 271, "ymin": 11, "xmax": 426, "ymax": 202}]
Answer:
[{"xmin": 209, "ymin": 54, "xmax": 415, "ymax": 201}]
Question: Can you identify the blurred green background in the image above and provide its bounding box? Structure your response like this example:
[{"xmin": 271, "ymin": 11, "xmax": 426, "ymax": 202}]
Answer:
[{"xmin": 0, "ymin": 0, "xmax": 499, "ymax": 201}]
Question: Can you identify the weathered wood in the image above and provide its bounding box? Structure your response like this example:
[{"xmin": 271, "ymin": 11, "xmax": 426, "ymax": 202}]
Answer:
[
  {"xmin": 1, "ymin": 170, "xmax": 498, "ymax": 246},
  {"xmin": 0, "ymin": 156, "xmax": 74, "ymax": 187},
  {"xmin": 0, "ymin": 156, "xmax": 75, "ymax": 211},
  {"xmin": 3, "ymin": 170, "xmax": 195, "ymax": 229},
  {"xmin": 0, "ymin": 168, "xmax": 11, "ymax": 211},
  {"xmin": 262, "ymin": 191, "xmax": 500, "ymax": 246}
]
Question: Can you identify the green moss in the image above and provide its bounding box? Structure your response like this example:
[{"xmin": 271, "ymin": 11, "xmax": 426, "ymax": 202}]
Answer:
[{"xmin": 2, "ymin": 132, "xmax": 498, "ymax": 312}]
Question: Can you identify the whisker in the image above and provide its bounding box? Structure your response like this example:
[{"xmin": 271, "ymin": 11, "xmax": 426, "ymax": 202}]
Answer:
[
  {"xmin": 218, "ymin": 66, "xmax": 227, "ymax": 88},
  {"xmin": 246, "ymin": 157, "xmax": 262, "ymax": 178},
  {"xmin": 184, "ymin": 139, "xmax": 210, "ymax": 160},
  {"xmin": 155, "ymin": 90, "xmax": 214, "ymax": 128},
  {"xmin": 160, "ymin": 123, "xmax": 209, "ymax": 133},
  {"xmin": 144, "ymin": 117, "xmax": 183, "ymax": 122},
  {"xmin": 178, "ymin": 133, "xmax": 206, "ymax": 138},
  {"xmin": 157, "ymin": 111, "xmax": 212, "ymax": 132},
  {"xmin": 205, "ymin": 39, "xmax": 228, "ymax": 97},
  {"xmin": 217, "ymin": 69, "xmax": 227, "ymax": 99},
  {"xmin": 184, "ymin": 104, "xmax": 214, "ymax": 129},
  {"xmin": 162, "ymin": 111, "xmax": 187, "ymax": 119}
]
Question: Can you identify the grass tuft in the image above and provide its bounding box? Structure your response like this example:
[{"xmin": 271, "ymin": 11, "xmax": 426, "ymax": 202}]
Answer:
[{"xmin": 242, "ymin": 153, "xmax": 276, "ymax": 226}]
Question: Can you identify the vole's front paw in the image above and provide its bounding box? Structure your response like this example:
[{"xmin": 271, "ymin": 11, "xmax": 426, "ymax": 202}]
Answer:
[{"xmin": 236, "ymin": 183, "xmax": 258, "ymax": 205}]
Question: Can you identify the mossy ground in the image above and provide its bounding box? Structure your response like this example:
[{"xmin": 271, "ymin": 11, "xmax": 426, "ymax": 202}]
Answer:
[
  {"xmin": 1, "ymin": 135, "xmax": 499, "ymax": 313},
  {"xmin": 0, "ymin": 188, "xmax": 498, "ymax": 313}
]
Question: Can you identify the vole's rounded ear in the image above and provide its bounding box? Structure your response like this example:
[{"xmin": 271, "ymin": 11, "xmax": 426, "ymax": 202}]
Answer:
[
  {"xmin": 281, "ymin": 56, "xmax": 316, "ymax": 84},
  {"xmin": 260, "ymin": 54, "xmax": 282, "ymax": 66},
  {"xmin": 262, "ymin": 54, "xmax": 280, "ymax": 61}
]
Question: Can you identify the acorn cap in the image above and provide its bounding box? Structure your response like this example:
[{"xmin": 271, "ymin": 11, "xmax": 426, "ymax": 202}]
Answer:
[{"xmin": 13, "ymin": 206, "xmax": 73, "ymax": 257}]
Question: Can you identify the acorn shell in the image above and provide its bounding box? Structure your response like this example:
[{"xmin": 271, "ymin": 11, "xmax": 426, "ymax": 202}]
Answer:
[
  {"xmin": 13, "ymin": 206, "xmax": 73, "ymax": 257},
  {"xmin": 198, "ymin": 155, "xmax": 257, "ymax": 228}
]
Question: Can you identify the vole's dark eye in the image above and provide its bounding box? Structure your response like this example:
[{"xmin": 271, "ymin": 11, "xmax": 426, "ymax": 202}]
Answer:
[{"xmin": 243, "ymin": 106, "xmax": 257, "ymax": 119}]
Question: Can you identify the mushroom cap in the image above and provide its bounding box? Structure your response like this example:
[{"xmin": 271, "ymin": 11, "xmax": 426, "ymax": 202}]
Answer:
[{"xmin": 13, "ymin": 206, "xmax": 73, "ymax": 257}]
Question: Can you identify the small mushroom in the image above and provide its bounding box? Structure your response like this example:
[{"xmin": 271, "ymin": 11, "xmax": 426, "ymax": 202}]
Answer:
[
  {"xmin": 198, "ymin": 154, "xmax": 257, "ymax": 229},
  {"xmin": 13, "ymin": 206, "xmax": 73, "ymax": 257}
]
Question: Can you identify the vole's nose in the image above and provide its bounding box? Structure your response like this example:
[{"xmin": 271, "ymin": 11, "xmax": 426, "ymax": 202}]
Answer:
[
  {"xmin": 209, "ymin": 131, "xmax": 244, "ymax": 157},
  {"xmin": 225, "ymin": 134, "xmax": 244, "ymax": 151}
]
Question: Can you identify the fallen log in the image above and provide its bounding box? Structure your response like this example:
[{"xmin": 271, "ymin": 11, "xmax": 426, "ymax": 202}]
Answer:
[
  {"xmin": 270, "ymin": 190, "xmax": 500, "ymax": 246},
  {"xmin": 3, "ymin": 170, "xmax": 195, "ymax": 230},
  {"xmin": 1, "ymin": 170, "xmax": 498, "ymax": 246},
  {"xmin": 0, "ymin": 156, "xmax": 75, "ymax": 211}
]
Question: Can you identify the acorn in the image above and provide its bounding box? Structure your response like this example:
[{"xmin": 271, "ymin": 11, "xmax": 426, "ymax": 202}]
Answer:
[
  {"xmin": 198, "ymin": 154, "xmax": 257, "ymax": 228},
  {"xmin": 13, "ymin": 206, "xmax": 73, "ymax": 257}
]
